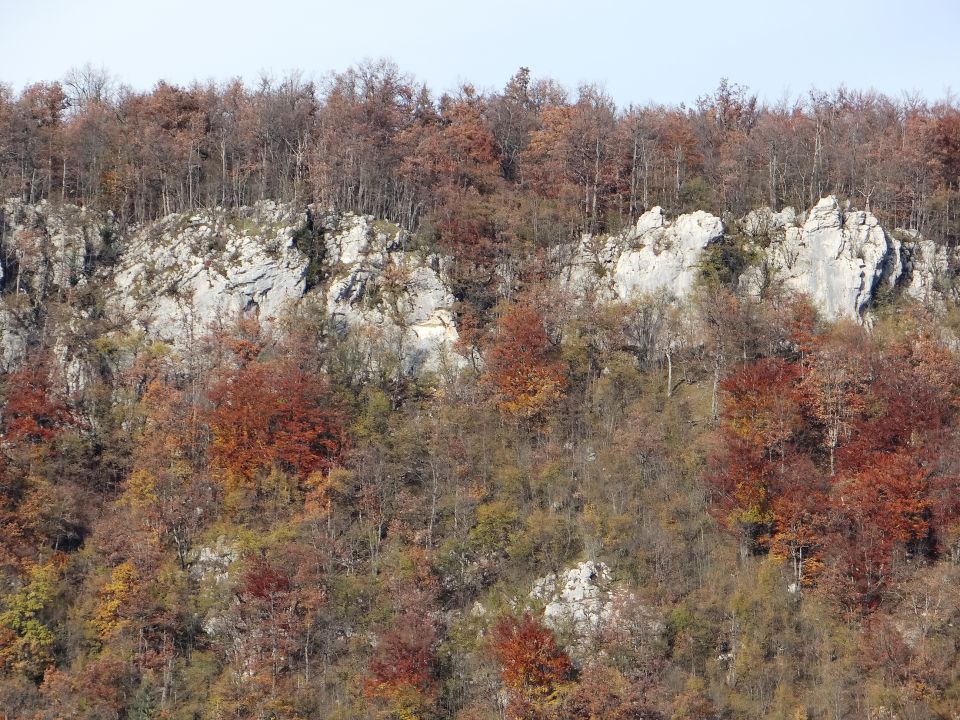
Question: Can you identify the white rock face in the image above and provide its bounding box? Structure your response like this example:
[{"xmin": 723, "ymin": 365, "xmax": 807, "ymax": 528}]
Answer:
[
  {"xmin": 190, "ymin": 537, "xmax": 238, "ymax": 585},
  {"xmin": 109, "ymin": 202, "xmax": 307, "ymax": 344},
  {"xmin": 323, "ymin": 215, "xmax": 462, "ymax": 374},
  {"xmin": 562, "ymin": 207, "xmax": 724, "ymax": 302},
  {"xmin": 101, "ymin": 206, "xmax": 461, "ymax": 373},
  {"xmin": 564, "ymin": 196, "xmax": 917, "ymax": 322},
  {"xmin": 0, "ymin": 200, "xmax": 464, "ymax": 376},
  {"xmin": 0, "ymin": 306, "xmax": 28, "ymax": 371},
  {"xmin": 762, "ymin": 197, "xmax": 902, "ymax": 319},
  {"xmin": 531, "ymin": 560, "xmax": 615, "ymax": 635},
  {"xmin": 4, "ymin": 195, "xmax": 958, "ymax": 383},
  {"xmin": 740, "ymin": 206, "xmax": 798, "ymax": 237},
  {"xmin": 0, "ymin": 200, "xmax": 463, "ymax": 375},
  {"xmin": 614, "ymin": 209, "xmax": 724, "ymax": 300},
  {"xmin": 529, "ymin": 560, "xmax": 664, "ymax": 659}
]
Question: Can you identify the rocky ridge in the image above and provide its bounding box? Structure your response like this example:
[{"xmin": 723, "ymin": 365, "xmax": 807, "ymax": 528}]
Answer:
[
  {"xmin": 1, "ymin": 196, "xmax": 957, "ymax": 375},
  {"xmin": 563, "ymin": 196, "xmax": 957, "ymax": 320},
  {"xmin": 0, "ymin": 200, "xmax": 461, "ymax": 375}
]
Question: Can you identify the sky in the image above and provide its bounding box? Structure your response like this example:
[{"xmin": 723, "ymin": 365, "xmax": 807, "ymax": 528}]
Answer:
[{"xmin": 2, "ymin": 0, "xmax": 959, "ymax": 107}]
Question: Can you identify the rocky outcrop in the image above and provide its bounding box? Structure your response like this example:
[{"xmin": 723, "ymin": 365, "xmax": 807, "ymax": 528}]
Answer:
[
  {"xmin": 189, "ymin": 537, "xmax": 238, "ymax": 585},
  {"xmin": 563, "ymin": 196, "xmax": 951, "ymax": 321},
  {"xmin": 0, "ymin": 199, "xmax": 109, "ymax": 370},
  {"xmin": 530, "ymin": 561, "xmax": 662, "ymax": 655},
  {"xmin": 615, "ymin": 209, "xmax": 725, "ymax": 300},
  {"xmin": 1, "ymin": 198, "xmax": 105, "ymax": 296},
  {"xmin": 2, "ymin": 195, "xmax": 958, "ymax": 381},
  {"xmin": 531, "ymin": 561, "xmax": 616, "ymax": 635},
  {"xmin": 755, "ymin": 197, "xmax": 902, "ymax": 319},
  {"xmin": 109, "ymin": 202, "xmax": 308, "ymax": 344},
  {"xmin": 903, "ymin": 233, "xmax": 960, "ymax": 305},
  {"xmin": 562, "ymin": 207, "xmax": 724, "ymax": 303},
  {"xmin": 322, "ymin": 215, "xmax": 462, "ymax": 374},
  {"xmin": 109, "ymin": 206, "xmax": 463, "ymax": 373},
  {"xmin": 0, "ymin": 200, "xmax": 463, "ymax": 374}
]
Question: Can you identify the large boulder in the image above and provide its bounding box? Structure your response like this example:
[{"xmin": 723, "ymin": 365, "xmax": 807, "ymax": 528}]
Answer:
[{"xmin": 530, "ymin": 561, "xmax": 663, "ymax": 657}]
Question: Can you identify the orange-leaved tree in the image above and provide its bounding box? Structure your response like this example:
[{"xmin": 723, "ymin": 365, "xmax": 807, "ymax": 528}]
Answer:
[
  {"xmin": 490, "ymin": 613, "xmax": 572, "ymax": 719},
  {"xmin": 484, "ymin": 305, "xmax": 566, "ymax": 422},
  {"xmin": 364, "ymin": 611, "xmax": 438, "ymax": 719}
]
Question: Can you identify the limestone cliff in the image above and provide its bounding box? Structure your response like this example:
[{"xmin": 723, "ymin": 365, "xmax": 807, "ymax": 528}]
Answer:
[{"xmin": 1, "ymin": 196, "xmax": 956, "ymax": 379}]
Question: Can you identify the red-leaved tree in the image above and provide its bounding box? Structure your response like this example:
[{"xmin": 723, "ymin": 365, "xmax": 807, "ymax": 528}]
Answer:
[
  {"xmin": 365, "ymin": 612, "xmax": 438, "ymax": 719},
  {"xmin": 490, "ymin": 613, "xmax": 572, "ymax": 719}
]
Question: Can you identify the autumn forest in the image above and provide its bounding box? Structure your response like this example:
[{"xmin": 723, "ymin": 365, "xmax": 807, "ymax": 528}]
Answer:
[{"xmin": 0, "ymin": 61, "xmax": 959, "ymax": 720}]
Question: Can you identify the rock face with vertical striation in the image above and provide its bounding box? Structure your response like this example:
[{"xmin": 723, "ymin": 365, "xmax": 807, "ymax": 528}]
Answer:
[
  {"xmin": 321, "ymin": 213, "xmax": 462, "ymax": 374},
  {"xmin": 562, "ymin": 196, "xmax": 937, "ymax": 322},
  {"xmin": 903, "ymin": 233, "xmax": 960, "ymax": 306},
  {"xmin": 758, "ymin": 196, "xmax": 902, "ymax": 319}
]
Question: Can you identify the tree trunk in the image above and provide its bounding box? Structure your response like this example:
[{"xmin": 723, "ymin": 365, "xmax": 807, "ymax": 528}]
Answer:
[{"xmin": 666, "ymin": 350, "xmax": 673, "ymax": 398}]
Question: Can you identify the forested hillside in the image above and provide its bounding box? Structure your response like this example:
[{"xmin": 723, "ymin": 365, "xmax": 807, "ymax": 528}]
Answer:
[{"xmin": 0, "ymin": 63, "xmax": 959, "ymax": 720}]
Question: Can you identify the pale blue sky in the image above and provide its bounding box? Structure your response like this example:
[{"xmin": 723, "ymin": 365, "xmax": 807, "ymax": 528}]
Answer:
[{"xmin": 2, "ymin": 0, "xmax": 958, "ymax": 106}]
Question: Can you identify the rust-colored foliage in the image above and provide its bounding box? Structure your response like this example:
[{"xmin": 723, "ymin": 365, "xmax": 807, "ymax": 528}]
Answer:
[
  {"xmin": 38, "ymin": 654, "xmax": 136, "ymax": 719},
  {"xmin": 490, "ymin": 613, "xmax": 572, "ymax": 718},
  {"xmin": 710, "ymin": 315, "xmax": 960, "ymax": 609},
  {"xmin": 798, "ymin": 325, "xmax": 869, "ymax": 477},
  {"xmin": 207, "ymin": 335, "xmax": 346, "ymax": 491},
  {"xmin": 223, "ymin": 554, "xmax": 324, "ymax": 701},
  {"xmin": 712, "ymin": 357, "xmax": 802, "ymax": 542},
  {"xmin": 485, "ymin": 305, "xmax": 566, "ymax": 421},
  {"xmin": 0, "ymin": 357, "xmax": 74, "ymax": 566},
  {"xmin": 2, "ymin": 356, "xmax": 72, "ymax": 445},
  {"xmin": 241, "ymin": 559, "xmax": 291, "ymax": 601},
  {"xmin": 365, "ymin": 612, "xmax": 437, "ymax": 718}
]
